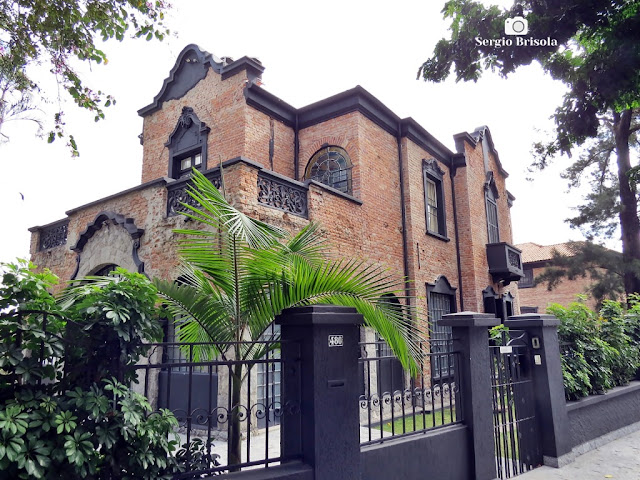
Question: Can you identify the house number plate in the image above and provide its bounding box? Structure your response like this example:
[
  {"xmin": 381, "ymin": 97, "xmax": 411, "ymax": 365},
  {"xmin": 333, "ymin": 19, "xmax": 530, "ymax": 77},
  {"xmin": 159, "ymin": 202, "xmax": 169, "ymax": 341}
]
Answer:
[{"xmin": 328, "ymin": 335, "xmax": 344, "ymax": 347}]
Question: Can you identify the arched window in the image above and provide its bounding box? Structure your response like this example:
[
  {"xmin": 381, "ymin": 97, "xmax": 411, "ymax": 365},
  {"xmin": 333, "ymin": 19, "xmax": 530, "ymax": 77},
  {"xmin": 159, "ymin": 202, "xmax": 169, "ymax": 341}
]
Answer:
[
  {"xmin": 91, "ymin": 264, "xmax": 118, "ymax": 276},
  {"xmin": 304, "ymin": 146, "xmax": 352, "ymax": 195}
]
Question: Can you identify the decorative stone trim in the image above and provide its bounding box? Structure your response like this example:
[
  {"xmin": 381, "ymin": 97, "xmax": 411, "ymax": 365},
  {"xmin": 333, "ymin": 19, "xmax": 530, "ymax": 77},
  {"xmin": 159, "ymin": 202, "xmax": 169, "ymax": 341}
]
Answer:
[
  {"xmin": 38, "ymin": 220, "xmax": 69, "ymax": 251},
  {"xmin": 167, "ymin": 171, "xmax": 221, "ymax": 217},
  {"xmin": 71, "ymin": 211, "xmax": 145, "ymax": 279},
  {"xmin": 257, "ymin": 170, "xmax": 308, "ymax": 218}
]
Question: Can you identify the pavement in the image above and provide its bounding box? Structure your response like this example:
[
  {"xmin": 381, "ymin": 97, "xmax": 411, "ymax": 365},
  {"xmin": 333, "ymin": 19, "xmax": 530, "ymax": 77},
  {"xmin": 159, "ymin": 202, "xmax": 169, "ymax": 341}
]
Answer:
[{"xmin": 517, "ymin": 427, "xmax": 640, "ymax": 480}]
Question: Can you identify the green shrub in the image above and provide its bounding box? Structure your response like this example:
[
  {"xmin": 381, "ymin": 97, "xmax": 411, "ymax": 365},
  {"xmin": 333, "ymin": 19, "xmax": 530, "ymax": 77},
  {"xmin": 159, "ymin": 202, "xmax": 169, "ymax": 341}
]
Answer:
[
  {"xmin": 550, "ymin": 297, "xmax": 640, "ymax": 401},
  {"xmin": 0, "ymin": 260, "xmax": 183, "ymax": 480}
]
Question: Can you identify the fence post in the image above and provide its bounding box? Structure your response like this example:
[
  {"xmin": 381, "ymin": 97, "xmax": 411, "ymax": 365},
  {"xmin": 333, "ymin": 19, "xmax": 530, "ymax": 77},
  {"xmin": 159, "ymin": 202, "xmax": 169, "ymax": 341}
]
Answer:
[
  {"xmin": 505, "ymin": 314, "xmax": 573, "ymax": 467},
  {"xmin": 440, "ymin": 312, "xmax": 500, "ymax": 480},
  {"xmin": 276, "ymin": 304, "xmax": 363, "ymax": 480}
]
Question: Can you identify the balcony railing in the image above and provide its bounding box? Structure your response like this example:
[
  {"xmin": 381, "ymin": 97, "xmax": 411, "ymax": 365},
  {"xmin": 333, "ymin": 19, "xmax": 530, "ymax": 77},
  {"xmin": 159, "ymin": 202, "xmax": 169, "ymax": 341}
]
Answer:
[
  {"xmin": 257, "ymin": 170, "xmax": 308, "ymax": 218},
  {"xmin": 167, "ymin": 171, "xmax": 221, "ymax": 216},
  {"xmin": 38, "ymin": 220, "xmax": 69, "ymax": 251},
  {"xmin": 486, "ymin": 242, "xmax": 524, "ymax": 285}
]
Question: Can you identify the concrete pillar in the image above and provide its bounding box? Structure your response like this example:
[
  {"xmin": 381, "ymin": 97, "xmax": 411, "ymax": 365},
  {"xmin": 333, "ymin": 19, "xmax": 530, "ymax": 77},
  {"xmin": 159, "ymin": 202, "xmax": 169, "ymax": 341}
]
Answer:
[
  {"xmin": 276, "ymin": 305, "xmax": 363, "ymax": 480},
  {"xmin": 440, "ymin": 312, "xmax": 500, "ymax": 480},
  {"xmin": 505, "ymin": 314, "xmax": 573, "ymax": 467}
]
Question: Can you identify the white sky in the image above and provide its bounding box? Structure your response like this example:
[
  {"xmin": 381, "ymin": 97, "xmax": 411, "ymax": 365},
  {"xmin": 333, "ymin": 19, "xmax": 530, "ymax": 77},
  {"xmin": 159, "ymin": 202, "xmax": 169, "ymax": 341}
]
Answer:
[{"xmin": 0, "ymin": 0, "xmax": 596, "ymax": 265}]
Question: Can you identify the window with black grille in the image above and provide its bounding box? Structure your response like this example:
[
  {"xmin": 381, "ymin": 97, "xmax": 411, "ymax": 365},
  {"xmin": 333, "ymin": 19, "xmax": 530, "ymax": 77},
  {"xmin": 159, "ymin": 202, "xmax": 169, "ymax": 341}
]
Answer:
[
  {"xmin": 427, "ymin": 276, "xmax": 457, "ymax": 380},
  {"xmin": 304, "ymin": 146, "xmax": 352, "ymax": 194},
  {"xmin": 518, "ymin": 268, "xmax": 534, "ymax": 288}
]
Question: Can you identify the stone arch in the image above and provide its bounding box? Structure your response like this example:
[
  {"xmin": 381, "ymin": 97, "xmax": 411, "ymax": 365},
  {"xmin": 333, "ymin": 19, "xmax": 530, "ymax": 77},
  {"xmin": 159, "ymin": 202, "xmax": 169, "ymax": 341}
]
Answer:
[{"xmin": 71, "ymin": 211, "xmax": 145, "ymax": 279}]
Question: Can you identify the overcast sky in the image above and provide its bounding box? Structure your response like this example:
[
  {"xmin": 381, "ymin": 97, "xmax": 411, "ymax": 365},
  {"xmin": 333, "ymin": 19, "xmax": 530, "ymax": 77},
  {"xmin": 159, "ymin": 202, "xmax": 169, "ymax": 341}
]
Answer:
[{"xmin": 0, "ymin": 0, "xmax": 596, "ymax": 265}]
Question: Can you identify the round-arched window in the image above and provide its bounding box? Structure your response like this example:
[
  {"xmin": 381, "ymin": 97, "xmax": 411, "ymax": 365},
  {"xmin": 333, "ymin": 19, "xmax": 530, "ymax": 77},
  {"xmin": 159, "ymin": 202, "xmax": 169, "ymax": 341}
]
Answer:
[
  {"xmin": 91, "ymin": 264, "xmax": 118, "ymax": 276},
  {"xmin": 304, "ymin": 146, "xmax": 352, "ymax": 195}
]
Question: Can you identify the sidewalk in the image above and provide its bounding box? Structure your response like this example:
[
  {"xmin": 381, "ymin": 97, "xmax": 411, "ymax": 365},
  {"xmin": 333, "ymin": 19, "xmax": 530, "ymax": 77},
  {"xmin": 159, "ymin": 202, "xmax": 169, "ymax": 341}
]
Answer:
[{"xmin": 517, "ymin": 428, "xmax": 640, "ymax": 480}]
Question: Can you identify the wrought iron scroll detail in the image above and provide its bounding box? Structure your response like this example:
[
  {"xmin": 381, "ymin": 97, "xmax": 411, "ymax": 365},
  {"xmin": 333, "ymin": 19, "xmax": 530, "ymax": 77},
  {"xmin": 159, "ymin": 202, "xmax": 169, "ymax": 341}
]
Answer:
[
  {"xmin": 39, "ymin": 221, "xmax": 69, "ymax": 250},
  {"xmin": 167, "ymin": 172, "xmax": 221, "ymax": 216},
  {"xmin": 508, "ymin": 249, "xmax": 521, "ymax": 269},
  {"xmin": 257, "ymin": 172, "xmax": 308, "ymax": 218}
]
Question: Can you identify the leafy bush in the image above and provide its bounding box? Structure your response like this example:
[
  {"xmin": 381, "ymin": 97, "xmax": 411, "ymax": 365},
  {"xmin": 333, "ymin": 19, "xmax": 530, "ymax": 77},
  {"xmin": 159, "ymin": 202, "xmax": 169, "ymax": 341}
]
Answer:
[
  {"xmin": 549, "ymin": 298, "xmax": 640, "ymax": 401},
  {"xmin": 0, "ymin": 260, "xmax": 183, "ymax": 479}
]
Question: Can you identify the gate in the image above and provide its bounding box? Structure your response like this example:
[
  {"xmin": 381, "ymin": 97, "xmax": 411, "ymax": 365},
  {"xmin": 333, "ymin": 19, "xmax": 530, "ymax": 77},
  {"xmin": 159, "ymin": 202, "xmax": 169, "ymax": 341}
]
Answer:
[{"xmin": 489, "ymin": 330, "xmax": 541, "ymax": 478}]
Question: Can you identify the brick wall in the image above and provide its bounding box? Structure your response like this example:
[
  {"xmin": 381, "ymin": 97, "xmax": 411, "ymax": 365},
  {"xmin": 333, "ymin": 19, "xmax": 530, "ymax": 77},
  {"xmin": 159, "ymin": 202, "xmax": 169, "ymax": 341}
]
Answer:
[
  {"xmin": 518, "ymin": 265, "xmax": 597, "ymax": 312},
  {"xmin": 140, "ymin": 70, "xmax": 251, "ymax": 183},
  {"xmin": 453, "ymin": 136, "xmax": 520, "ymax": 313},
  {"xmin": 30, "ymin": 53, "xmax": 522, "ymax": 325}
]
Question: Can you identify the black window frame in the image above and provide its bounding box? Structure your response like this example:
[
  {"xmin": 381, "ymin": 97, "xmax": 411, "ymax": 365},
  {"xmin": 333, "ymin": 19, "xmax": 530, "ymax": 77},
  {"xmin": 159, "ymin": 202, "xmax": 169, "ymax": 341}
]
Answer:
[
  {"xmin": 518, "ymin": 268, "xmax": 534, "ymax": 288},
  {"xmin": 304, "ymin": 145, "xmax": 353, "ymax": 195},
  {"xmin": 423, "ymin": 159, "xmax": 448, "ymax": 241},
  {"xmin": 426, "ymin": 276, "xmax": 457, "ymax": 380},
  {"xmin": 485, "ymin": 173, "xmax": 500, "ymax": 244},
  {"xmin": 166, "ymin": 106, "xmax": 210, "ymax": 180},
  {"xmin": 174, "ymin": 150, "xmax": 203, "ymax": 179}
]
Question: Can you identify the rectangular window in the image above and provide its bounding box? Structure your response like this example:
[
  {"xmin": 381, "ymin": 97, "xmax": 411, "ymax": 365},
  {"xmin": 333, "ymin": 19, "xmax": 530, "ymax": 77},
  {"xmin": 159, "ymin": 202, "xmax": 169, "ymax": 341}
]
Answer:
[
  {"xmin": 180, "ymin": 157, "xmax": 192, "ymax": 171},
  {"xmin": 486, "ymin": 194, "xmax": 499, "ymax": 243},
  {"xmin": 423, "ymin": 162, "xmax": 448, "ymax": 239},
  {"xmin": 518, "ymin": 268, "xmax": 534, "ymax": 288},
  {"xmin": 428, "ymin": 292, "xmax": 453, "ymax": 379},
  {"xmin": 176, "ymin": 151, "xmax": 203, "ymax": 178},
  {"xmin": 426, "ymin": 178, "xmax": 439, "ymax": 233}
]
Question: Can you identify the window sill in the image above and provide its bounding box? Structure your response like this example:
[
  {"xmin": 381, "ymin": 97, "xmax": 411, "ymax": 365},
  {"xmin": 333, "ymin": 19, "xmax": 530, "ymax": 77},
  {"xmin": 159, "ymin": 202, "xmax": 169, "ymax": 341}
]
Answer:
[
  {"xmin": 306, "ymin": 180, "xmax": 363, "ymax": 205},
  {"xmin": 426, "ymin": 230, "xmax": 450, "ymax": 242}
]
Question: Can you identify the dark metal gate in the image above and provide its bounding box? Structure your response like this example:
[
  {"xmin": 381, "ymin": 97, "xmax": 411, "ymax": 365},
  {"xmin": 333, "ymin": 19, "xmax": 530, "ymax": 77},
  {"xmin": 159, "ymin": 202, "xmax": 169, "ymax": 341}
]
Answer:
[{"xmin": 489, "ymin": 330, "xmax": 542, "ymax": 478}]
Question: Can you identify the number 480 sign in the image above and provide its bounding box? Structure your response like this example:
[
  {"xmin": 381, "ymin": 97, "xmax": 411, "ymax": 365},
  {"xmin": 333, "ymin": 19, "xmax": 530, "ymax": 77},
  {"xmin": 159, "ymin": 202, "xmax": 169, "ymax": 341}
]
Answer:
[{"xmin": 328, "ymin": 335, "xmax": 344, "ymax": 347}]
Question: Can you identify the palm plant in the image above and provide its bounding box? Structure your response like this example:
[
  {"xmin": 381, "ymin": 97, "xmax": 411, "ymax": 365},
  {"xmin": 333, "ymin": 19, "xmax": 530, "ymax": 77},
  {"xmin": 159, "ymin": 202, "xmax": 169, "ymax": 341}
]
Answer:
[{"xmin": 155, "ymin": 169, "xmax": 424, "ymax": 466}]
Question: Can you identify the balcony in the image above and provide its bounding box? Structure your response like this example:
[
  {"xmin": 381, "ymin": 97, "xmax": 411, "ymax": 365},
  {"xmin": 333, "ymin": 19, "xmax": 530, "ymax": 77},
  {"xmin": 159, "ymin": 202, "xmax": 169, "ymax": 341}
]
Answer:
[
  {"xmin": 166, "ymin": 170, "xmax": 221, "ymax": 216},
  {"xmin": 486, "ymin": 242, "xmax": 524, "ymax": 285}
]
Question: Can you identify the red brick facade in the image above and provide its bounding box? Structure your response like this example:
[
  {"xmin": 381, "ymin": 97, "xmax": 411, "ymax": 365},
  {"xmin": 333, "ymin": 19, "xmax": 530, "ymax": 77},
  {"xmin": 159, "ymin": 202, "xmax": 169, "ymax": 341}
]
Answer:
[
  {"xmin": 30, "ymin": 44, "xmax": 523, "ymax": 325},
  {"xmin": 516, "ymin": 242, "xmax": 598, "ymax": 312}
]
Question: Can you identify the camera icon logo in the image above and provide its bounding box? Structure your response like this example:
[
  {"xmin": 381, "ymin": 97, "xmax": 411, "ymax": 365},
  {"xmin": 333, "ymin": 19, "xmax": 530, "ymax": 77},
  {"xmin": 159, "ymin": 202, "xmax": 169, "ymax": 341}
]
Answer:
[{"xmin": 505, "ymin": 16, "xmax": 528, "ymax": 35}]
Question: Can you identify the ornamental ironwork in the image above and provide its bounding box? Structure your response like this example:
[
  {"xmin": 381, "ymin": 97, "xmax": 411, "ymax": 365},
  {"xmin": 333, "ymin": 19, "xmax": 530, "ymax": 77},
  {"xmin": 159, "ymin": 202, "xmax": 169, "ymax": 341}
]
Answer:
[
  {"xmin": 167, "ymin": 172, "xmax": 221, "ymax": 216},
  {"xmin": 39, "ymin": 222, "xmax": 69, "ymax": 250},
  {"xmin": 508, "ymin": 249, "xmax": 521, "ymax": 269},
  {"xmin": 257, "ymin": 172, "xmax": 308, "ymax": 218}
]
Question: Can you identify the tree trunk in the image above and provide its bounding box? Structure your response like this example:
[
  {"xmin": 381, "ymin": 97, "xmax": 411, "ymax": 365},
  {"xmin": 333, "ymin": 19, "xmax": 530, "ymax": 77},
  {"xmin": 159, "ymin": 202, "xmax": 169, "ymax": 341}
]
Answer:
[
  {"xmin": 228, "ymin": 363, "xmax": 243, "ymax": 469},
  {"xmin": 613, "ymin": 109, "xmax": 640, "ymax": 298}
]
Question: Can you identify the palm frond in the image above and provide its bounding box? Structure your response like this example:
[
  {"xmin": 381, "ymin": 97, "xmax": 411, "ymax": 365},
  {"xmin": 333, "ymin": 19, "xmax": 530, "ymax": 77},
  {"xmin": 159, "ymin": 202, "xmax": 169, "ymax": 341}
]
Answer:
[
  {"xmin": 154, "ymin": 279, "xmax": 236, "ymax": 360},
  {"xmin": 241, "ymin": 258, "xmax": 424, "ymax": 374},
  {"xmin": 179, "ymin": 169, "xmax": 287, "ymax": 249}
]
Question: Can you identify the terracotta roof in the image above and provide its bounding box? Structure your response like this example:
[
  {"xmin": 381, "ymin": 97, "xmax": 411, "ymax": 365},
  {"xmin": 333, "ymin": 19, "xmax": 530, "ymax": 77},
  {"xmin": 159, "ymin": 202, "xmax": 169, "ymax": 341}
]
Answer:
[{"xmin": 515, "ymin": 242, "xmax": 580, "ymax": 264}]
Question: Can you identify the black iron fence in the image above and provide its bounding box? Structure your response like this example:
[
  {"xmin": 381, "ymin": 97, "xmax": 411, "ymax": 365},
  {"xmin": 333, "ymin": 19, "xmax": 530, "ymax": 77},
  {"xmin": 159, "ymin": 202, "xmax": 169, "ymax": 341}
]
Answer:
[
  {"xmin": 489, "ymin": 330, "xmax": 541, "ymax": 479},
  {"xmin": 129, "ymin": 339, "xmax": 302, "ymax": 478},
  {"xmin": 358, "ymin": 336, "xmax": 462, "ymax": 446}
]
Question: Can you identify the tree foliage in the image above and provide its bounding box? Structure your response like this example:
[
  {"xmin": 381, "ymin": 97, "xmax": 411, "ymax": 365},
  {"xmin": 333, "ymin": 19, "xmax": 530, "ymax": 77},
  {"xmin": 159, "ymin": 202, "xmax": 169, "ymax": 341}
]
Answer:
[
  {"xmin": 549, "ymin": 296, "xmax": 640, "ymax": 400},
  {"xmin": 533, "ymin": 242, "xmax": 629, "ymax": 306},
  {"xmin": 0, "ymin": 261, "xmax": 187, "ymax": 479},
  {"xmin": 419, "ymin": 0, "xmax": 640, "ymax": 297},
  {"xmin": 0, "ymin": 0, "xmax": 170, "ymax": 155}
]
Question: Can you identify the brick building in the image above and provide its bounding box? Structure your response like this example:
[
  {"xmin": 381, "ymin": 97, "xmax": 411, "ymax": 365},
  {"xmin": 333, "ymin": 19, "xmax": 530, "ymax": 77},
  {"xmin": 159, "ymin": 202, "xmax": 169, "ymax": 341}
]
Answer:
[
  {"xmin": 29, "ymin": 43, "xmax": 524, "ymax": 348},
  {"xmin": 516, "ymin": 242, "xmax": 597, "ymax": 312}
]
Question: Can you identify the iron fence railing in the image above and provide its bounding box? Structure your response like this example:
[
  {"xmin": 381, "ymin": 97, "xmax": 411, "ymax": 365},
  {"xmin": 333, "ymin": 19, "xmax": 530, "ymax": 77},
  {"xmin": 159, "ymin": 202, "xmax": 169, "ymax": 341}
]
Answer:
[
  {"xmin": 489, "ymin": 329, "xmax": 540, "ymax": 479},
  {"xmin": 129, "ymin": 339, "xmax": 302, "ymax": 478},
  {"xmin": 358, "ymin": 336, "xmax": 462, "ymax": 446}
]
